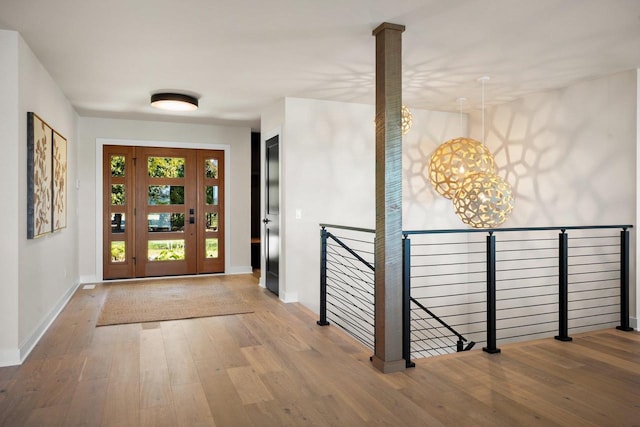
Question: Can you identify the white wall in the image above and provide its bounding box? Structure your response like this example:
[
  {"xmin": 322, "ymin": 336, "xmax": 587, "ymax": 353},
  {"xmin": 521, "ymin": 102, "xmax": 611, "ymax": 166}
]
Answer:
[
  {"xmin": 271, "ymin": 97, "xmax": 462, "ymax": 311},
  {"xmin": 470, "ymin": 70, "xmax": 638, "ymax": 329},
  {"xmin": 17, "ymin": 34, "xmax": 79, "ymax": 358},
  {"xmin": 0, "ymin": 30, "xmax": 21, "ymax": 365},
  {"xmin": 637, "ymin": 68, "xmax": 640, "ymax": 328},
  {"xmin": 473, "ymin": 70, "xmax": 637, "ymax": 228},
  {"xmin": 0, "ymin": 31, "xmax": 79, "ymax": 366},
  {"xmin": 283, "ymin": 99, "xmax": 375, "ymax": 308},
  {"xmin": 77, "ymin": 117, "xmax": 252, "ymax": 282}
]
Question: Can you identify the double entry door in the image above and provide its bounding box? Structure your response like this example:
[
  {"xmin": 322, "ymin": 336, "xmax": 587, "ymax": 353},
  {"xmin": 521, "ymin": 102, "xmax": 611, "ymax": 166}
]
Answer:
[{"xmin": 103, "ymin": 146, "xmax": 224, "ymax": 279}]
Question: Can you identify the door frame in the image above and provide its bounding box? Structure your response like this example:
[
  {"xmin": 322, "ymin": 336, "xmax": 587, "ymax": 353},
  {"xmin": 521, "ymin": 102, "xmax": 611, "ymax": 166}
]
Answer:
[{"xmin": 95, "ymin": 138, "xmax": 231, "ymax": 280}]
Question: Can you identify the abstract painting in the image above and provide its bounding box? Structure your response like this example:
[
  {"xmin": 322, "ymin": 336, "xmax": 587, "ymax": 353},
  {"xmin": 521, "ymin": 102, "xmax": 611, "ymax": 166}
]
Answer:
[
  {"xmin": 52, "ymin": 130, "xmax": 67, "ymax": 231},
  {"xmin": 27, "ymin": 112, "xmax": 53, "ymax": 239}
]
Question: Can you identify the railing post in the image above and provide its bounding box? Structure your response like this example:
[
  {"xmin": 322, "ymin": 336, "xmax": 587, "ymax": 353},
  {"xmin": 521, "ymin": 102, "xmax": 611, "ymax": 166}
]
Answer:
[
  {"xmin": 402, "ymin": 235, "xmax": 415, "ymax": 368},
  {"xmin": 616, "ymin": 228, "xmax": 634, "ymax": 331},
  {"xmin": 555, "ymin": 230, "xmax": 572, "ymax": 341},
  {"xmin": 483, "ymin": 233, "xmax": 501, "ymax": 354},
  {"xmin": 317, "ymin": 227, "xmax": 330, "ymax": 326}
]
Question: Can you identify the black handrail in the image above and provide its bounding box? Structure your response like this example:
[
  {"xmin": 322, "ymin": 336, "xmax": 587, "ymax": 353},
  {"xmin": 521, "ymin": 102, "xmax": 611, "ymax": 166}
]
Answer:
[
  {"xmin": 410, "ymin": 297, "xmax": 471, "ymax": 345},
  {"xmin": 326, "ymin": 232, "xmax": 375, "ymax": 271},
  {"xmin": 320, "ymin": 223, "xmax": 376, "ymax": 234},
  {"xmin": 403, "ymin": 224, "xmax": 633, "ymax": 236}
]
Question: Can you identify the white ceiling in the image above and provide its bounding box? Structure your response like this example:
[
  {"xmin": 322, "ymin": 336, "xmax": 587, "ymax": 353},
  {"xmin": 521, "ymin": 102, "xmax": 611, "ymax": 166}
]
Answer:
[{"xmin": 1, "ymin": 0, "xmax": 639, "ymax": 130}]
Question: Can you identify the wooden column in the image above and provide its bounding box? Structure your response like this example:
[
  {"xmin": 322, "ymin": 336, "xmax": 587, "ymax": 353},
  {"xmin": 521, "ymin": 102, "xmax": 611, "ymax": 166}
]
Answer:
[{"xmin": 372, "ymin": 22, "xmax": 406, "ymax": 373}]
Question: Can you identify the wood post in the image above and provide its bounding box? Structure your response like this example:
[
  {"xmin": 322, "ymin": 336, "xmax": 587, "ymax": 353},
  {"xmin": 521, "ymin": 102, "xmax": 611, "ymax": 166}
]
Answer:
[{"xmin": 372, "ymin": 22, "xmax": 406, "ymax": 373}]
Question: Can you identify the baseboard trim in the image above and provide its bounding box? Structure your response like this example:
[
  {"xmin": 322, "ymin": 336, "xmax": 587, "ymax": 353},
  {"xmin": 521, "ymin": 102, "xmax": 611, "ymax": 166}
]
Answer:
[
  {"xmin": 631, "ymin": 316, "xmax": 638, "ymax": 329},
  {"xmin": 0, "ymin": 349, "xmax": 21, "ymax": 368},
  {"xmin": 227, "ymin": 266, "xmax": 253, "ymax": 275},
  {"xmin": 281, "ymin": 291, "xmax": 298, "ymax": 303},
  {"xmin": 19, "ymin": 281, "xmax": 81, "ymax": 364},
  {"xmin": 80, "ymin": 274, "xmax": 98, "ymax": 284},
  {"xmin": 81, "ymin": 267, "xmax": 253, "ymax": 285}
]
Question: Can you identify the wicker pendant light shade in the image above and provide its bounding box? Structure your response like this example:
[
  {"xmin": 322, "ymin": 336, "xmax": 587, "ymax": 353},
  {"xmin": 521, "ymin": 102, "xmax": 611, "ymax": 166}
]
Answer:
[
  {"xmin": 453, "ymin": 172, "xmax": 514, "ymax": 228},
  {"xmin": 428, "ymin": 77, "xmax": 515, "ymax": 228},
  {"xmin": 401, "ymin": 105, "xmax": 412, "ymax": 135},
  {"xmin": 428, "ymin": 137, "xmax": 496, "ymax": 199}
]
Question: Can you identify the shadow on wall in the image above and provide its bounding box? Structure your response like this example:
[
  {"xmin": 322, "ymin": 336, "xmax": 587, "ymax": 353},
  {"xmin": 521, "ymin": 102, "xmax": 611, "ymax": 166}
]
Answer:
[
  {"xmin": 482, "ymin": 75, "xmax": 635, "ymax": 227},
  {"xmin": 404, "ymin": 73, "xmax": 635, "ymax": 229},
  {"xmin": 402, "ymin": 109, "xmax": 466, "ymax": 230}
]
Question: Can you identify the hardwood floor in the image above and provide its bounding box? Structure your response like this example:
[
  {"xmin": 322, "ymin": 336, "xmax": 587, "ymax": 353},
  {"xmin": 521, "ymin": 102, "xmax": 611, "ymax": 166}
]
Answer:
[{"xmin": 0, "ymin": 274, "xmax": 639, "ymax": 426}]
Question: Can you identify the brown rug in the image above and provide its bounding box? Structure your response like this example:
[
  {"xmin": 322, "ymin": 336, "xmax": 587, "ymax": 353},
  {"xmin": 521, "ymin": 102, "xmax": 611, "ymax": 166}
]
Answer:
[{"xmin": 96, "ymin": 278, "xmax": 254, "ymax": 326}]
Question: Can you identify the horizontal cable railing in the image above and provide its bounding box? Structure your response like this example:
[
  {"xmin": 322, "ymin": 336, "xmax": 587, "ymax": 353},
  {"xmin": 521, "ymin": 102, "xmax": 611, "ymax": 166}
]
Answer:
[
  {"xmin": 409, "ymin": 296, "xmax": 476, "ymax": 358},
  {"xmin": 406, "ymin": 232, "xmax": 485, "ymax": 358},
  {"xmin": 319, "ymin": 223, "xmax": 634, "ymax": 366},
  {"xmin": 318, "ymin": 224, "xmax": 375, "ymax": 350},
  {"xmin": 405, "ymin": 225, "xmax": 633, "ymax": 358},
  {"xmin": 567, "ymin": 231, "xmax": 623, "ymax": 333},
  {"xmin": 319, "ymin": 224, "xmax": 477, "ymax": 364}
]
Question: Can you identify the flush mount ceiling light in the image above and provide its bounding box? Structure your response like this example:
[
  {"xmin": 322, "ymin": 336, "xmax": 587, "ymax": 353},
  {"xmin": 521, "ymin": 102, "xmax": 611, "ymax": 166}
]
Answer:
[{"xmin": 150, "ymin": 93, "xmax": 198, "ymax": 111}]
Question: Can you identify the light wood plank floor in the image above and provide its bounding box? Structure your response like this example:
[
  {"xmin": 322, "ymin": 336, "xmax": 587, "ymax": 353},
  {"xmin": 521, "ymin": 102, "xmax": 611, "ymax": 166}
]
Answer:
[{"xmin": 1, "ymin": 274, "xmax": 639, "ymax": 426}]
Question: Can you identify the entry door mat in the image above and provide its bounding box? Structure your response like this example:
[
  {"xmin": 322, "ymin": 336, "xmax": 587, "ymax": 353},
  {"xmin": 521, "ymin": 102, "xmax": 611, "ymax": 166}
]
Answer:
[{"xmin": 97, "ymin": 277, "xmax": 254, "ymax": 326}]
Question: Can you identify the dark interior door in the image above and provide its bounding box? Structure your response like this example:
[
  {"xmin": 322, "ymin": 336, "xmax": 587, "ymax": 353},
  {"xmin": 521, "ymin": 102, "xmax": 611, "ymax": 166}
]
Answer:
[{"xmin": 264, "ymin": 136, "xmax": 279, "ymax": 295}]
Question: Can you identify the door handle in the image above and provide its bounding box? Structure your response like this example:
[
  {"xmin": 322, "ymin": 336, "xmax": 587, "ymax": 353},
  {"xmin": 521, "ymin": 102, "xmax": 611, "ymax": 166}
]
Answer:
[{"xmin": 262, "ymin": 218, "xmax": 271, "ymax": 224}]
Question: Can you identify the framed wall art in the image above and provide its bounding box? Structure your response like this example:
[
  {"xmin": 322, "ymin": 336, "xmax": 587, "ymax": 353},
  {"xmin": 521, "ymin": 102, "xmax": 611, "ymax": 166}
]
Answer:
[
  {"xmin": 52, "ymin": 130, "xmax": 67, "ymax": 231},
  {"xmin": 27, "ymin": 112, "xmax": 53, "ymax": 239}
]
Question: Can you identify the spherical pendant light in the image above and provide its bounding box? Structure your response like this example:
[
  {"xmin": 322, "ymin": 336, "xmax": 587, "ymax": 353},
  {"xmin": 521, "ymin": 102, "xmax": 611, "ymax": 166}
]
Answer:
[
  {"xmin": 453, "ymin": 172, "xmax": 514, "ymax": 228},
  {"xmin": 428, "ymin": 137, "xmax": 496, "ymax": 199}
]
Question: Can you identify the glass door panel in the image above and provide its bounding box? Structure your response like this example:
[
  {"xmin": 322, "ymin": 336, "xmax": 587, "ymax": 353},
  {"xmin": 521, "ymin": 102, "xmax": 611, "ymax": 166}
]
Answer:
[
  {"xmin": 110, "ymin": 241, "xmax": 126, "ymax": 263},
  {"xmin": 197, "ymin": 151, "xmax": 224, "ymax": 273},
  {"xmin": 103, "ymin": 146, "xmax": 135, "ymax": 279},
  {"xmin": 135, "ymin": 148, "xmax": 197, "ymax": 277},
  {"xmin": 103, "ymin": 146, "xmax": 225, "ymax": 279}
]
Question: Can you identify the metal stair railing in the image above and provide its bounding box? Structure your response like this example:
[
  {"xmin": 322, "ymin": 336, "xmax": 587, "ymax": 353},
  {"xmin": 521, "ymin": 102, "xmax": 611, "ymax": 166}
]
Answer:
[
  {"xmin": 318, "ymin": 223, "xmax": 634, "ymax": 366},
  {"xmin": 318, "ymin": 225, "xmax": 376, "ymax": 350}
]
